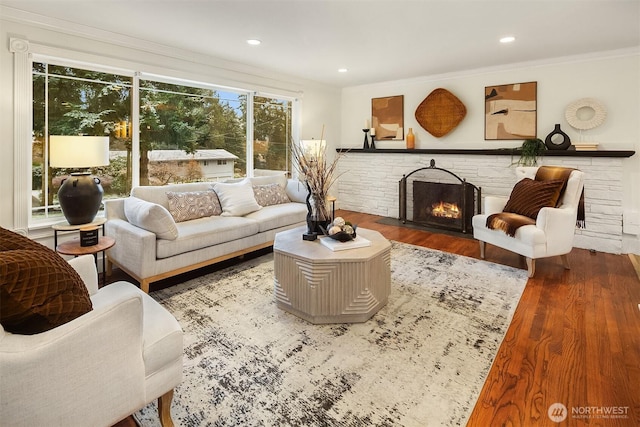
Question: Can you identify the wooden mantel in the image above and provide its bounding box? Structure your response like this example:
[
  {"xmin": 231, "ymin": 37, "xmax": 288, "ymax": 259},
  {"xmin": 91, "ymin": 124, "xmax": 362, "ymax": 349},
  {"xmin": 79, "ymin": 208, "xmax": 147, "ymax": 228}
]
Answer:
[{"xmin": 336, "ymin": 148, "xmax": 635, "ymax": 158}]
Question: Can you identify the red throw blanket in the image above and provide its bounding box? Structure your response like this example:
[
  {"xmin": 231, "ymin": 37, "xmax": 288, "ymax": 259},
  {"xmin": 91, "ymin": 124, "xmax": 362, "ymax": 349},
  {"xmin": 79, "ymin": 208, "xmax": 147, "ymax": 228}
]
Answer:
[{"xmin": 486, "ymin": 166, "xmax": 585, "ymax": 237}]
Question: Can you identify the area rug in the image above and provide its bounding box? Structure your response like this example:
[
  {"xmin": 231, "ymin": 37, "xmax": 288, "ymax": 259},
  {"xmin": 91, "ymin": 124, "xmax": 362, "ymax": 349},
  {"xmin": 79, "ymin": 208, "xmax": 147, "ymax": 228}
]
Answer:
[{"xmin": 135, "ymin": 241, "xmax": 528, "ymax": 427}]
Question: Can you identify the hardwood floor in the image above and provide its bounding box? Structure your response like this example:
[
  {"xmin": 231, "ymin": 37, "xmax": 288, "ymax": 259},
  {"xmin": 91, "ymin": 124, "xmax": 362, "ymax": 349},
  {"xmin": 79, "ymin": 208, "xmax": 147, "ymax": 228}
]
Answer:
[{"xmin": 111, "ymin": 210, "xmax": 640, "ymax": 426}]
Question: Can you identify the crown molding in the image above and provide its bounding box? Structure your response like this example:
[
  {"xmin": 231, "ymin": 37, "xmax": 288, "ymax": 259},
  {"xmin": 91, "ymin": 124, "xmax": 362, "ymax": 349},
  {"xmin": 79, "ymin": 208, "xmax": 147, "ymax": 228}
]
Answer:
[
  {"xmin": 344, "ymin": 47, "xmax": 640, "ymax": 91},
  {"xmin": 0, "ymin": 5, "xmax": 318, "ymax": 94}
]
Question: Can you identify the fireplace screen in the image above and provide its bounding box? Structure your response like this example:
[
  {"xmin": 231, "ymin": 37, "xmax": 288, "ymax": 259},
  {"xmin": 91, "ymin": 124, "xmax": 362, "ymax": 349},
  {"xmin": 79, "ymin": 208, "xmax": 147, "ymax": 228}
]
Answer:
[
  {"xmin": 399, "ymin": 160, "xmax": 480, "ymax": 234},
  {"xmin": 413, "ymin": 181, "xmax": 474, "ymax": 232}
]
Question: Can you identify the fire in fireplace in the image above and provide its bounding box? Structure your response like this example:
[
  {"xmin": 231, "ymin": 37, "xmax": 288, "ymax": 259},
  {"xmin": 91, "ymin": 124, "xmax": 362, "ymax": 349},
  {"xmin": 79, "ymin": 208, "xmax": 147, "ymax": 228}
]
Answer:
[{"xmin": 399, "ymin": 160, "xmax": 481, "ymax": 233}]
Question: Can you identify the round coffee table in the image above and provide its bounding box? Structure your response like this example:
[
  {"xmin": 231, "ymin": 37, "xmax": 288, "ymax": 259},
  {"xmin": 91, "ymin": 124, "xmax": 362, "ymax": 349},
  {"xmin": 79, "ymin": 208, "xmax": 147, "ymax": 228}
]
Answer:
[{"xmin": 273, "ymin": 226, "xmax": 391, "ymax": 324}]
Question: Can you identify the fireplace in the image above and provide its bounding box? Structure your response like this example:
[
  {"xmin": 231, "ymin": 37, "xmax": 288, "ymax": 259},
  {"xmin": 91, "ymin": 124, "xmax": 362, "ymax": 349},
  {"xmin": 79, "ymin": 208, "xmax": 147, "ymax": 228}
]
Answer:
[{"xmin": 399, "ymin": 159, "xmax": 480, "ymax": 233}]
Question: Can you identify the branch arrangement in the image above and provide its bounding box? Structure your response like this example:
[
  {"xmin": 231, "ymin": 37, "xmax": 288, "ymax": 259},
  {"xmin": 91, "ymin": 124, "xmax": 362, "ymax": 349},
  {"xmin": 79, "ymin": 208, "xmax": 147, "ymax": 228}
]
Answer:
[{"xmin": 291, "ymin": 126, "xmax": 345, "ymax": 220}]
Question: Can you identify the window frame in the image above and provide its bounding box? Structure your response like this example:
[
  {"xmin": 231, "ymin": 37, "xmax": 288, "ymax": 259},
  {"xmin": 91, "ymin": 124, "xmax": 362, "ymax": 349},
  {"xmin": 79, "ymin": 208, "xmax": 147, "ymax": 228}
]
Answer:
[{"xmin": 12, "ymin": 38, "xmax": 301, "ymax": 231}]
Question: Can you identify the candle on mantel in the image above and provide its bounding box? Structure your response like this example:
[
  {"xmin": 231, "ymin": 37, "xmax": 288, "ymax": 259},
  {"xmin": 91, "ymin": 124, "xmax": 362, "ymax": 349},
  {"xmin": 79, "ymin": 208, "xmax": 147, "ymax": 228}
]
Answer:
[
  {"xmin": 364, "ymin": 119, "xmax": 370, "ymax": 129},
  {"xmin": 370, "ymin": 127, "xmax": 376, "ymax": 136}
]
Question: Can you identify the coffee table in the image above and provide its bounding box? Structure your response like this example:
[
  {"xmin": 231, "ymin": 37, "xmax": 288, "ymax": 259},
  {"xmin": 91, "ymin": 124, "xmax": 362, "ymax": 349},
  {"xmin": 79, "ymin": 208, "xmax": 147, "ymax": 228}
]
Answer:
[{"xmin": 273, "ymin": 226, "xmax": 391, "ymax": 324}]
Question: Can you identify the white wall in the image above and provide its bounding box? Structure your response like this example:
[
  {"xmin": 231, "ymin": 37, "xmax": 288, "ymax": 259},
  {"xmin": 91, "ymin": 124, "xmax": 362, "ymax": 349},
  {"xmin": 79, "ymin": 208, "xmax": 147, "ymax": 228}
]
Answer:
[
  {"xmin": 0, "ymin": 16, "xmax": 341, "ymax": 237},
  {"xmin": 339, "ymin": 52, "xmax": 640, "ymax": 254}
]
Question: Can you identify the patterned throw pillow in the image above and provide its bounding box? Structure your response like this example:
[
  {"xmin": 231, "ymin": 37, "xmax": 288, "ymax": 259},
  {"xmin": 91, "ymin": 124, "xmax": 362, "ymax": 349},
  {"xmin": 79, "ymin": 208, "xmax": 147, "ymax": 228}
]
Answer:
[
  {"xmin": 503, "ymin": 178, "xmax": 565, "ymax": 219},
  {"xmin": 166, "ymin": 190, "xmax": 222, "ymax": 222},
  {"xmin": 0, "ymin": 227, "xmax": 93, "ymax": 335},
  {"xmin": 253, "ymin": 183, "xmax": 291, "ymax": 207}
]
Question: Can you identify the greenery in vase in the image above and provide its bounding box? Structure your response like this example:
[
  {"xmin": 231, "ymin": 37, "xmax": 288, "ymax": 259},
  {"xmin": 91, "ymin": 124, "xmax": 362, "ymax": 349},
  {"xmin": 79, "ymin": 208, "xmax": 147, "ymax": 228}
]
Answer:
[{"xmin": 513, "ymin": 138, "xmax": 546, "ymax": 166}]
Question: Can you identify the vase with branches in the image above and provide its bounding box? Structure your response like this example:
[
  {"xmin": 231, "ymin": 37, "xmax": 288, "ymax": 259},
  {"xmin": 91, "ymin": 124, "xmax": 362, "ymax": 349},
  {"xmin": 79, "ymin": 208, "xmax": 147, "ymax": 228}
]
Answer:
[{"xmin": 291, "ymin": 127, "xmax": 344, "ymax": 239}]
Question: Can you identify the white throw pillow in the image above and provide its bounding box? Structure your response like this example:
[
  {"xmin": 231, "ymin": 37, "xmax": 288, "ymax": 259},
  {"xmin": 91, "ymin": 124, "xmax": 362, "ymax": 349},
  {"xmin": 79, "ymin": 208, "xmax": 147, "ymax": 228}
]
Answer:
[
  {"xmin": 124, "ymin": 197, "xmax": 179, "ymax": 240},
  {"xmin": 212, "ymin": 179, "xmax": 262, "ymax": 217}
]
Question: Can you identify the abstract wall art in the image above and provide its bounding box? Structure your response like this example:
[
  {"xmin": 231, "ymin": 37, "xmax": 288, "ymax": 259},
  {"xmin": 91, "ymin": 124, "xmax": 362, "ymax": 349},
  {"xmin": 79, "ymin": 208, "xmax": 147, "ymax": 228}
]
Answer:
[
  {"xmin": 372, "ymin": 95, "xmax": 404, "ymax": 140},
  {"xmin": 485, "ymin": 82, "xmax": 537, "ymax": 140}
]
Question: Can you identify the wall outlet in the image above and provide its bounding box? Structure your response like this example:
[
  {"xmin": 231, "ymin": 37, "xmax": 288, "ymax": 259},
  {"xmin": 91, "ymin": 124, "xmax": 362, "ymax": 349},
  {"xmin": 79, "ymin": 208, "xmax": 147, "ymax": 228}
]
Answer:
[{"xmin": 623, "ymin": 210, "xmax": 640, "ymax": 235}]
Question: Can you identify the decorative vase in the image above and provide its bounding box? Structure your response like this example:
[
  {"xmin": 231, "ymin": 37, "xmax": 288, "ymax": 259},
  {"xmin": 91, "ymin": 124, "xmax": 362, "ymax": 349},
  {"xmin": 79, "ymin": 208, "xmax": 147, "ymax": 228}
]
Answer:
[
  {"xmin": 544, "ymin": 124, "xmax": 571, "ymax": 150},
  {"xmin": 406, "ymin": 128, "xmax": 415, "ymax": 149}
]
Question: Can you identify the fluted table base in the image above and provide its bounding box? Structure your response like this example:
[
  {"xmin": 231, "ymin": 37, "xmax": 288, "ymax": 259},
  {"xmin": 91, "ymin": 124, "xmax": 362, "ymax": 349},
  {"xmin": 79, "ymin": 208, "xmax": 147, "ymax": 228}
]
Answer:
[{"xmin": 274, "ymin": 227, "xmax": 391, "ymax": 324}]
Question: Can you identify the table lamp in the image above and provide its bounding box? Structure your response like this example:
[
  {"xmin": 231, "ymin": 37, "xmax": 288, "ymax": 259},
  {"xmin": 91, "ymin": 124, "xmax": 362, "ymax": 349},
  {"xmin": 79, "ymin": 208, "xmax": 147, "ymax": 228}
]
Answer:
[{"xmin": 49, "ymin": 136, "xmax": 110, "ymax": 225}]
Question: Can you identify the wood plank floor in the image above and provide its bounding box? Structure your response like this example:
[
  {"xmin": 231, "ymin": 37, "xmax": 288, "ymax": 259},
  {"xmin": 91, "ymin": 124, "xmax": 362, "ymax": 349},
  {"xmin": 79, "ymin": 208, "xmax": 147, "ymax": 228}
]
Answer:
[{"xmin": 112, "ymin": 210, "xmax": 640, "ymax": 427}]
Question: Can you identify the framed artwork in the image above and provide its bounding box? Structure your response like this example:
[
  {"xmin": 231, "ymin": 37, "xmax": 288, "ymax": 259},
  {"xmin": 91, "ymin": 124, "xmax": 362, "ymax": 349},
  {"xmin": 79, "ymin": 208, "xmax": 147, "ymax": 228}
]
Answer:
[
  {"xmin": 372, "ymin": 95, "xmax": 404, "ymax": 140},
  {"xmin": 484, "ymin": 82, "xmax": 537, "ymax": 140}
]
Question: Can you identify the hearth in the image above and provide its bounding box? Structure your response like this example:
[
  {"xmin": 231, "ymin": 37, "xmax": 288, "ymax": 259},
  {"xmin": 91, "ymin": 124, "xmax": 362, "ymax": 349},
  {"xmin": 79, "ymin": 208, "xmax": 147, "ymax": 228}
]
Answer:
[{"xmin": 399, "ymin": 159, "xmax": 481, "ymax": 233}]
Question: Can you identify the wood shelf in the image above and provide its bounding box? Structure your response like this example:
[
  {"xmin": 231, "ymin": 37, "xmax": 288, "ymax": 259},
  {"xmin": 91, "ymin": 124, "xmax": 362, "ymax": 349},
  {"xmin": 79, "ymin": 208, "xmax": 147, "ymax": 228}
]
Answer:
[{"xmin": 336, "ymin": 148, "xmax": 636, "ymax": 158}]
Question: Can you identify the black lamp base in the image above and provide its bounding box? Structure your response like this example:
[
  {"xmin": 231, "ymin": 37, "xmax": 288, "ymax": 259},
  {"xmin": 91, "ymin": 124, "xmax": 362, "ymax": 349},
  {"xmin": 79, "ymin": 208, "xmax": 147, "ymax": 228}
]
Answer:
[{"xmin": 58, "ymin": 172, "xmax": 104, "ymax": 225}]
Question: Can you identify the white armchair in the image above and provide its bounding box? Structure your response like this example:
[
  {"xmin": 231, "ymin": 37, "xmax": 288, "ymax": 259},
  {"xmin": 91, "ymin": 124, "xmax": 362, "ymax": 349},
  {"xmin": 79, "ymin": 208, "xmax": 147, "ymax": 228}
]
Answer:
[
  {"xmin": 472, "ymin": 166, "xmax": 585, "ymax": 277},
  {"xmin": 0, "ymin": 255, "xmax": 183, "ymax": 427}
]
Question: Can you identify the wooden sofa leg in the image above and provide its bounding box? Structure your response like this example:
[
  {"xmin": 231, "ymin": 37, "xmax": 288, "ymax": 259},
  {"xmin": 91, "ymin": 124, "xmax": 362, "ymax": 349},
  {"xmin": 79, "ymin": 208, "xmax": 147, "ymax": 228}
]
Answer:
[
  {"xmin": 158, "ymin": 389, "xmax": 175, "ymax": 427},
  {"xmin": 141, "ymin": 279, "xmax": 151, "ymax": 294},
  {"xmin": 561, "ymin": 254, "xmax": 571, "ymax": 270},
  {"xmin": 479, "ymin": 241, "xmax": 486, "ymax": 259},
  {"xmin": 526, "ymin": 258, "xmax": 535, "ymax": 278}
]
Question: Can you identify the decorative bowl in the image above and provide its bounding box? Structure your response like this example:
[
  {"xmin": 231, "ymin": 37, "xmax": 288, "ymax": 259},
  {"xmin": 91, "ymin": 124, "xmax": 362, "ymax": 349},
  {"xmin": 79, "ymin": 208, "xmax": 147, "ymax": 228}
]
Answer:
[{"xmin": 327, "ymin": 230, "xmax": 357, "ymax": 242}]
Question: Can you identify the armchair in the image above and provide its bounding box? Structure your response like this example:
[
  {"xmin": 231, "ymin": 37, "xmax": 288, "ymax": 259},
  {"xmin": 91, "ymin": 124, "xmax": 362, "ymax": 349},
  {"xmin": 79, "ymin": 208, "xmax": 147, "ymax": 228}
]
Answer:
[
  {"xmin": 472, "ymin": 166, "xmax": 585, "ymax": 277},
  {"xmin": 0, "ymin": 254, "xmax": 183, "ymax": 427}
]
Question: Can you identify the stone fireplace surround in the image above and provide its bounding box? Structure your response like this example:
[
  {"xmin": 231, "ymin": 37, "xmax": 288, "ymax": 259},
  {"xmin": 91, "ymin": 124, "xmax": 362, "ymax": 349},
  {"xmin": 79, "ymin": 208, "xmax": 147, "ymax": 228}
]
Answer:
[{"xmin": 335, "ymin": 149, "xmax": 634, "ymax": 254}]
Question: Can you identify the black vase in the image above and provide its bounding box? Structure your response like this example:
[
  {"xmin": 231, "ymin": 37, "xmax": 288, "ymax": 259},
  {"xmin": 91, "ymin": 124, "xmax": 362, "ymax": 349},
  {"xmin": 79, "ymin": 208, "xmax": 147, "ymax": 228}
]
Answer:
[
  {"xmin": 58, "ymin": 172, "xmax": 103, "ymax": 225},
  {"xmin": 545, "ymin": 124, "xmax": 571, "ymax": 150}
]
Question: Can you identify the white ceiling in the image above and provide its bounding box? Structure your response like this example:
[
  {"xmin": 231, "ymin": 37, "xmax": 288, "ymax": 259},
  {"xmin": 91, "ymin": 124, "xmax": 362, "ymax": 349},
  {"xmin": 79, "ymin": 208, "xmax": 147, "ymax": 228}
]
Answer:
[{"xmin": 2, "ymin": 0, "xmax": 639, "ymax": 87}]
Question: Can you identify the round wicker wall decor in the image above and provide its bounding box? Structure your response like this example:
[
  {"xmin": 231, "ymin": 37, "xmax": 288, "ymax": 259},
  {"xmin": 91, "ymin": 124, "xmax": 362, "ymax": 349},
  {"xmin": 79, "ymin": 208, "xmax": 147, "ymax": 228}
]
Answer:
[
  {"xmin": 565, "ymin": 98, "xmax": 607, "ymax": 130},
  {"xmin": 415, "ymin": 88, "xmax": 466, "ymax": 137}
]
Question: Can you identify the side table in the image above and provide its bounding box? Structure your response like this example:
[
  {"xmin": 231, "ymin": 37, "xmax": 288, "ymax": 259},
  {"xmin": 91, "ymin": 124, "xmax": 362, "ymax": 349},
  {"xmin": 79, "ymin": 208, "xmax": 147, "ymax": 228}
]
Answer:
[
  {"xmin": 52, "ymin": 217, "xmax": 107, "ymax": 249},
  {"xmin": 56, "ymin": 236, "xmax": 115, "ymax": 286}
]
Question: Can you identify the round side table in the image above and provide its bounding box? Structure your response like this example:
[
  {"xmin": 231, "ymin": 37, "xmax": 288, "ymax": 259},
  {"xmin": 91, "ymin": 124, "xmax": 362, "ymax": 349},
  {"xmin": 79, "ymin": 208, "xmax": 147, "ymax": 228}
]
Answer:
[{"xmin": 57, "ymin": 236, "xmax": 115, "ymax": 287}]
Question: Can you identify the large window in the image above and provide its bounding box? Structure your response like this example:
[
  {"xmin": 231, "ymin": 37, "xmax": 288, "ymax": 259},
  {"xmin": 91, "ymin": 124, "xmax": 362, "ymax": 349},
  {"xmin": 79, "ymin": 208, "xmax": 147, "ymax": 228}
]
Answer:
[
  {"xmin": 254, "ymin": 96, "xmax": 292, "ymax": 175},
  {"xmin": 139, "ymin": 79, "xmax": 247, "ymax": 184},
  {"xmin": 32, "ymin": 62, "xmax": 133, "ymax": 221},
  {"xmin": 31, "ymin": 61, "xmax": 294, "ymax": 224}
]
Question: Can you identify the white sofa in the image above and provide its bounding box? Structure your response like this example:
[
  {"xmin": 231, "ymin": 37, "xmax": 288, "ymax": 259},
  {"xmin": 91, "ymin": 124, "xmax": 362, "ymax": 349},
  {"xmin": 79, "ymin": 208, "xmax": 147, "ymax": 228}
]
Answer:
[
  {"xmin": 105, "ymin": 176, "xmax": 308, "ymax": 292},
  {"xmin": 0, "ymin": 254, "xmax": 183, "ymax": 427}
]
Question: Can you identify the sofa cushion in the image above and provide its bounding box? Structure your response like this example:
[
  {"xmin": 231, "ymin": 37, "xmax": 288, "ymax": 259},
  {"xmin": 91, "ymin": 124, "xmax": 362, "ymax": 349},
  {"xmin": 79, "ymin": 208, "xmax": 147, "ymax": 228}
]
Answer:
[
  {"xmin": 156, "ymin": 216, "xmax": 260, "ymax": 259},
  {"xmin": 253, "ymin": 183, "xmax": 291, "ymax": 207},
  {"xmin": 131, "ymin": 182, "xmax": 213, "ymax": 209},
  {"xmin": 503, "ymin": 178, "xmax": 565, "ymax": 219},
  {"xmin": 0, "ymin": 228, "xmax": 92, "ymax": 335},
  {"xmin": 250, "ymin": 174, "xmax": 287, "ymax": 188},
  {"xmin": 124, "ymin": 197, "xmax": 178, "ymax": 240},
  {"xmin": 166, "ymin": 190, "xmax": 222, "ymax": 222},
  {"xmin": 244, "ymin": 202, "xmax": 308, "ymax": 233},
  {"xmin": 212, "ymin": 179, "xmax": 261, "ymax": 217}
]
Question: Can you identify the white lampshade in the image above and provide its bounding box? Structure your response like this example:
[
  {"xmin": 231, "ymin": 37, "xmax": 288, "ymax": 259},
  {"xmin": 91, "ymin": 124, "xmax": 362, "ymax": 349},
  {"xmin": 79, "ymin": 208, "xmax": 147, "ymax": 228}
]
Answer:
[{"xmin": 50, "ymin": 136, "xmax": 110, "ymax": 168}]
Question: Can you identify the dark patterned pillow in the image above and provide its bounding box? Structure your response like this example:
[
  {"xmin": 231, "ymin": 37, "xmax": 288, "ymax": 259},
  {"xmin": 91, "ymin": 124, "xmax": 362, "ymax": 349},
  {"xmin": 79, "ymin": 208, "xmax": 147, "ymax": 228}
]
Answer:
[
  {"xmin": 503, "ymin": 178, "xmax": 565, "ymax": 219},
  {"xmin": 166, "ymin": 190, "xmax": 222, "ymax": 222},
  {"xmin": 253, "ymin": 183, "xmax": 291, "ymax": 207},
  {"xmin": 0, "ymin": 228, "xmax": 92, "ymax": 335}
]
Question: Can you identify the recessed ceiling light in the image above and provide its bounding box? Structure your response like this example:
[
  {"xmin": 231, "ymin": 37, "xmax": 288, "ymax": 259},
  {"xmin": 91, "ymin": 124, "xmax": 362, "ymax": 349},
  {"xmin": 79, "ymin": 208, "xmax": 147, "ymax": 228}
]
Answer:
[
  {"xmin": 500, "ymin": 36, "xmax": 516, "ymax": 44},
  {"xmin": 246, "ymin": 39, "xmax": 261, "ymax": 46},
  {"xmin": 338, "ymin": 68, "xmax": 348, "ymax": 73}
]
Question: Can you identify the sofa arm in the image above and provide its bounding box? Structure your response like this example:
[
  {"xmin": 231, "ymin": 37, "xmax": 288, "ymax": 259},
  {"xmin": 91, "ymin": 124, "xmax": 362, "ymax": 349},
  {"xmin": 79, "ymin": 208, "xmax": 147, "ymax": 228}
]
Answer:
[
  {"xmin": 104, "ymin": 198, "xmax": 127, "ymax": 221},
  {"xmin": 483, "ymin": 195, "xmax": 509, "ymax": 215},
  {"xmin": 67, "ymin": 254, "xmax": 99, "ymax": 296},
  {"xmin": 105, "ymin": 218, "xmax": 158, "ymax": 279},
  {"xmin": 286, "ymin": 179, "xmax": 309, "ymax": 204},
  {"xmin": 0, "ymin": 283, "xmax": 147, "ymax": 426}
]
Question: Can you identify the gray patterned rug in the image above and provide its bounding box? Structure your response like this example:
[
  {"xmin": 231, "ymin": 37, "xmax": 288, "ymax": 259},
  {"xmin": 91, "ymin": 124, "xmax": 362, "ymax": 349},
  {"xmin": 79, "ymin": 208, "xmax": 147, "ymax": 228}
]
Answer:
[{"xmin": 136, "ymin": 241, "xmax": 528, "ymax": 427}]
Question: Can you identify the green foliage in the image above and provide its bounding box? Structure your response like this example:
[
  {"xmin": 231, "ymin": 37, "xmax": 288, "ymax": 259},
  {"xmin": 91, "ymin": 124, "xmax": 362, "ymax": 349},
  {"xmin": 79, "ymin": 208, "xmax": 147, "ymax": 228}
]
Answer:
[{"xmin": 513, "ymin": 138, "xmax": 546, "ymax": 166}]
